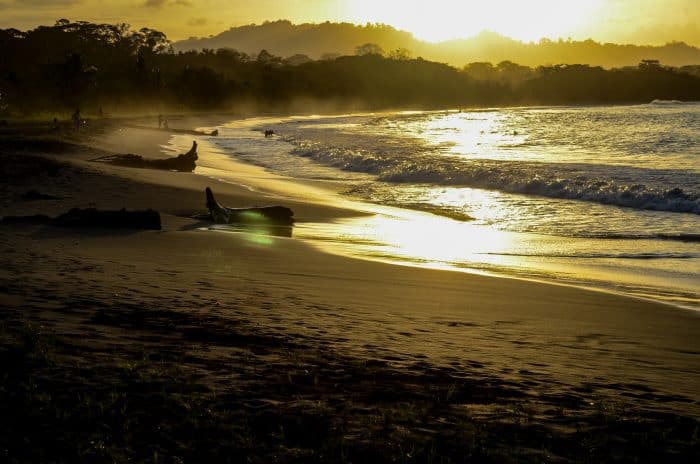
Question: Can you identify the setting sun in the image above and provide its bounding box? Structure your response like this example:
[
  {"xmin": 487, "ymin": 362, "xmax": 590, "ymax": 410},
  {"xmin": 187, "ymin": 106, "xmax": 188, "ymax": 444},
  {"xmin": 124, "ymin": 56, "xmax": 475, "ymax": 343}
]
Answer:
[{"xmin": 345, "ymin": 0, "xmax": 603, "ymax": 42}]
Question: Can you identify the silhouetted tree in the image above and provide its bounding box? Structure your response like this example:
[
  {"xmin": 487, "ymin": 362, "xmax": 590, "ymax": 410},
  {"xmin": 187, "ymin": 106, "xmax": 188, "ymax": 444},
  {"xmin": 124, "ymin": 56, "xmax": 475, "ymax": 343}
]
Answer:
[
  {"xmin": 462, "ymin": 62, "xmax": 497, "ymax": 81},
  {"xmin": 496, "ymin": 60, "xmax": 534, "ymax": 87},
  {"xmin": 355, "ymin": 43, "xmax": 384, "ymax": 56},
  {"xmin": 257, "ymin": 49, "xmax": 282, "ymax": 66},
  {"xmin": 639, "ymin": 59, "xmax": 661, "ymax": 69},
  {"xmin": 284, "ymin": 54, "xmax": 312, "ymax": 66},
  {"xmin": 1, "ymin": 20, "xmax": 700, "ymax": 114},
  {"xmin": 388, "ymin": 48, "xmax": 412, "ymax": 60}
]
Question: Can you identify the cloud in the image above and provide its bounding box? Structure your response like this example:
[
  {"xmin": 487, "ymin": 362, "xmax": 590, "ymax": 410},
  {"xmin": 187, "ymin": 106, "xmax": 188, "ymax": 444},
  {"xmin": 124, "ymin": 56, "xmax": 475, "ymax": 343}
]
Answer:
[
  {"xmin": 22, "ymin": 0, "xmax": 81, "ymax": 4},
  {"xmin": 144, "ymin": 0, "xmax": 190, "ymax": 7},
  {"xmin": 0, "ymin": 0, "xmax": 81, "ymax": 8},
  {"xmin": 187, "ymin": 17, "xmax": 208, "ymax": 26}
]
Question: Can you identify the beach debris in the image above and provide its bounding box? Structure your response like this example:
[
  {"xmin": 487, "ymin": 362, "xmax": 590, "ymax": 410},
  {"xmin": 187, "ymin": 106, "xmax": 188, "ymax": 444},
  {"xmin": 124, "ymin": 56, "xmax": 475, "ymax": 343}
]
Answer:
[
  {"xmin": 205, "ymin": 187, "xmax": 294, "ymax": 225},
  {"xmin": 1, "ymin": 208, "xmax": 161, "ymax": 230},
  {"xmin": 92, "ymin": 141, "xmax": 198, "ymax": 172}
]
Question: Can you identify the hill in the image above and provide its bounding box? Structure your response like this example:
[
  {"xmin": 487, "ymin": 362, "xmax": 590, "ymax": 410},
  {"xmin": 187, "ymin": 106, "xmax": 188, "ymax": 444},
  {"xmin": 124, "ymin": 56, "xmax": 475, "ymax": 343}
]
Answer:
[{"xmin": 173, "ymin": 20, "xmax": 700, "ymax": 68}]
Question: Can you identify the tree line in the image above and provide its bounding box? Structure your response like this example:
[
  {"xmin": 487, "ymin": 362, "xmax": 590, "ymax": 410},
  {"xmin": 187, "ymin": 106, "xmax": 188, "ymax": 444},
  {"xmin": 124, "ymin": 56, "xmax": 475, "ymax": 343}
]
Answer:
[{"xmin": 1, "ymin": 20, "xmax": 699, "ymax": 117}]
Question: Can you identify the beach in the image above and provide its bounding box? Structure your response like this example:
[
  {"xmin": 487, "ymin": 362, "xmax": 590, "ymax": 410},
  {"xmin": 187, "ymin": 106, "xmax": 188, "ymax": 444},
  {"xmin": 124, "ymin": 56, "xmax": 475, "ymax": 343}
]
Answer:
[{"xmin": 1, "ymin": 118, "xmax": 699, "ymax": 462}]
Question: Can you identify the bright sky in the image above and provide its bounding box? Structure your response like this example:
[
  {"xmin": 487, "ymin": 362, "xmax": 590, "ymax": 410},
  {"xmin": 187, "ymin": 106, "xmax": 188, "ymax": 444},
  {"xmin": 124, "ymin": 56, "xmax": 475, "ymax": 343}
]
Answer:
[{"xmin": 0, "ymin": 0, "xmax": 699, "ymax": 46}]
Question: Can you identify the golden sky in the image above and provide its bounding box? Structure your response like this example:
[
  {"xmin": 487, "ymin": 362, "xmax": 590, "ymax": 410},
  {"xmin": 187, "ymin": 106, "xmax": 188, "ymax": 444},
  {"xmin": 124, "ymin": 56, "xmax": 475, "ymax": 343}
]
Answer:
[{"xmin": 0, "ymin": 0, "xmax": 699, "ymax": 46}]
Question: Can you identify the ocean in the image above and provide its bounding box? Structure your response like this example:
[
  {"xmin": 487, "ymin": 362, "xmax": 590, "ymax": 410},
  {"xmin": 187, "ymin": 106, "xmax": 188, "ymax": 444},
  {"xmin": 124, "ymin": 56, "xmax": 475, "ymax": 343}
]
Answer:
[{"xmin": 206, "ymin": 103, "xmax": 700, "ymax": 310}]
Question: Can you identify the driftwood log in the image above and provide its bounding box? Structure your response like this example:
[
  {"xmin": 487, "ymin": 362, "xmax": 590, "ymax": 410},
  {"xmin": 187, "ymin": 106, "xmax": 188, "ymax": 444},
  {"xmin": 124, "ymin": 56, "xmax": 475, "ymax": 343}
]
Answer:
[
  {"xmin": 1, "ymin": 208, "xmax": 161, "ymax": 230},
  {"xmin": 93, "ymin": 141, "xmax": 198, "ymax": 172},
  {"xmin": 205, "ymin": 187, "xmax": 294, "ymax": 226}
]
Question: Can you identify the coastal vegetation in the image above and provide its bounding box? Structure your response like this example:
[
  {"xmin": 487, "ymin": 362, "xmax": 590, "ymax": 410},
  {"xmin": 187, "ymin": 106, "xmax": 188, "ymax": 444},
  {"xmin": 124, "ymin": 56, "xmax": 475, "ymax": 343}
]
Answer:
[{"xmin": 1, "ymin": 20, "xmax": 700, "ymax": 116}]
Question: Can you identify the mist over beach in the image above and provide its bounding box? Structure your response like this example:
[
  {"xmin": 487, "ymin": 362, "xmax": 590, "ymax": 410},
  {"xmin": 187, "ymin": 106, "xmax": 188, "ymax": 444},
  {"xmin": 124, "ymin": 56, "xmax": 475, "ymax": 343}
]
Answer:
[{"xmin": 1, "ymin": 1, "xmax": 699, "ymax": 462}]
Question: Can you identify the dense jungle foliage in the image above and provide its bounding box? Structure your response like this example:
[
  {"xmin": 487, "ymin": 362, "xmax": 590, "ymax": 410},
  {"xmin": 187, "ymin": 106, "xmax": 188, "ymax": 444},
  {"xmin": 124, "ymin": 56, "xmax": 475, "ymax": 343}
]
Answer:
[{"xmin": 1, "ymin": 20, "xmax": 699, "ymax": 116}]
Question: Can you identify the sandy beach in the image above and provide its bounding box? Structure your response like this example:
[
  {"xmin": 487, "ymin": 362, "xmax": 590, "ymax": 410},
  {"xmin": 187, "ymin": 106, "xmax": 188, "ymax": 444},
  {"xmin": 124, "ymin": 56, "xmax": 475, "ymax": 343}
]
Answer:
[{"xmin": 1, "ymin": 118, "xmax": 698, "ymax": 462}]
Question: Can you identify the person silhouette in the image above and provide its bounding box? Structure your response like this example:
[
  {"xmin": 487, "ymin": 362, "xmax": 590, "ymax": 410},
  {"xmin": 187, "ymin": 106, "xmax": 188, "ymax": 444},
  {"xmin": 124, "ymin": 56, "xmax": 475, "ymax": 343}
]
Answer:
[{"xmin": 72, "ymin": 108, "xmax": 81, "ymax": 130}]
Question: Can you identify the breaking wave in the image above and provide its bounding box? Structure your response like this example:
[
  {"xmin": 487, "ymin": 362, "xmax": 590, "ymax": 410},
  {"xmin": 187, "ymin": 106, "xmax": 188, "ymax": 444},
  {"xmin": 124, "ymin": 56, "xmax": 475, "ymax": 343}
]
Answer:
[
  {"xmin": 379, "ymin": 164, "xmax": 700, "ymax": 214},
  {"xmin": 649, "ymin": 99, "xmax": 694, "ymax": 105},
  {"xmin": 287, "ymin": 140, "xmax": 700, "ymax": 215},
  {"xmin": 580, "ymin": 233, "xmax": 700, "ymax": 243},
  {"xmin": 486, "ymin": 251, "xmax": 699, "ymax": 260}
]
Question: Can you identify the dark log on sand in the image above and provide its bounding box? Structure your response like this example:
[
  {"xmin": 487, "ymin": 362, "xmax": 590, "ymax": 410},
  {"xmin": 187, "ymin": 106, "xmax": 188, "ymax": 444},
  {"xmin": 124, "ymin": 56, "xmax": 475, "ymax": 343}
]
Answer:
[
  {"xmin": 93, "ymin": 141, "xmax": 198, "ymax": 172},
  {"xmin": 205, "ymin": 187, "xmax": 294, "ymax": 226},
  {"xmin": 1, "ymin": 208, "xmax": 161, "ymax": 230}
]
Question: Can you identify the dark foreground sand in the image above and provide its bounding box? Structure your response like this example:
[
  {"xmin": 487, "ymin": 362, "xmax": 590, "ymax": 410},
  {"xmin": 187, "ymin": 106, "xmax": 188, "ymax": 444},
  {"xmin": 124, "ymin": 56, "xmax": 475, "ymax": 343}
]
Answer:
[{"xmin": 1, "ymin": 120, "xmax": 699, "ymax": 463}]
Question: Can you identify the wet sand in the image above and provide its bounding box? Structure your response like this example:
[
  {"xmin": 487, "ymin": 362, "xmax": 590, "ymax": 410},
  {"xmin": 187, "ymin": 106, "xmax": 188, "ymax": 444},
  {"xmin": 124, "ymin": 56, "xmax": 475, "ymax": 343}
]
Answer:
[{"xmin": 1, "ymin": 119, "xmax": 698, "ymax": 462}]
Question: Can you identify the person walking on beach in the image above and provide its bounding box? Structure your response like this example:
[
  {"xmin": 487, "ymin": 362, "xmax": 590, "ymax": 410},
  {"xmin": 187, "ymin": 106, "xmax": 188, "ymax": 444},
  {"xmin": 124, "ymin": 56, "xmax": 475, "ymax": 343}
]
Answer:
[
  {"xmin": 72, "ymin": 108, "xmax": 81, "ymax": 130},
  {"xmin": 158, "ymin": 114, "xmax": 163, "ymax": 128}
]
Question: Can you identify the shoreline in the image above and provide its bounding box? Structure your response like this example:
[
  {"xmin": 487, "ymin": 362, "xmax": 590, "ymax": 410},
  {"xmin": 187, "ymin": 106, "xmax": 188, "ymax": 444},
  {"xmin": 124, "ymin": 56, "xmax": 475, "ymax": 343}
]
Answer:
[
  {"xmin": 1, "ymin": 117, "xmax": 699, "ymax": 461},
  {"xmin": 3, "ymin": 117, "xmax": 699, "ymax": 394},
  {"xmin": 6, "ymin": 114, "xmax": 698, "ymax": 313},
  {"xmin": 183, "ymin": 114, "xmax": 700, "ymax": 311}
]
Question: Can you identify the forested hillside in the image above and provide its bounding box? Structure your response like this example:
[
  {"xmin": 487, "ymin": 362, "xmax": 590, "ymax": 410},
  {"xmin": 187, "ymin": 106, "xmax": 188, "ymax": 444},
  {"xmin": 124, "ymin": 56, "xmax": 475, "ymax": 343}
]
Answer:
[{"xmin": 2, "ymin": 20, "xmax": 699, "ymax": 116}]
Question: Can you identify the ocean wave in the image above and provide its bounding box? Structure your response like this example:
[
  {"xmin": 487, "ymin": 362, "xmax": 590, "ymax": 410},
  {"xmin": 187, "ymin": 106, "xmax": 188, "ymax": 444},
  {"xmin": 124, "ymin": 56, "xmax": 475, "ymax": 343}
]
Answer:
[
  {"xmin": 485, "ymin": 251, "xmax": 699, "ymax": 260},
  {"xmin": 649, "ymin": 99, "xmax": 697, "ymax": 105},
  {"xmin": 380, "ymin": 166, "xmax": 700, "ymax": 214},
  {"xmin": 579, "ymin": 233, "xmax": 700, "ymax": 243},
  {"xmin": 286, "ymin": 138, "xmax": 700, "ymax": 215}
]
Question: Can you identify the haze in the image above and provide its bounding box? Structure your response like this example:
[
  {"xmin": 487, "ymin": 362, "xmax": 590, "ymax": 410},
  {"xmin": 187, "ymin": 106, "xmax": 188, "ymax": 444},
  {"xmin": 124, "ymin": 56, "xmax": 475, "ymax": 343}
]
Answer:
[{"xmin": 0, "ymin": 0, "xmax": 699, "ymax": 46}]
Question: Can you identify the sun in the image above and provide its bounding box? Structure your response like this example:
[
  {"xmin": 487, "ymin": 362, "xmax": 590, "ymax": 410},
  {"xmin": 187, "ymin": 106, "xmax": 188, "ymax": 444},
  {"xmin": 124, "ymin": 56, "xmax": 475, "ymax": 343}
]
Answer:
[{"xmin": 344, "ymin": 0, "xmax": 603, "ymax": 42}]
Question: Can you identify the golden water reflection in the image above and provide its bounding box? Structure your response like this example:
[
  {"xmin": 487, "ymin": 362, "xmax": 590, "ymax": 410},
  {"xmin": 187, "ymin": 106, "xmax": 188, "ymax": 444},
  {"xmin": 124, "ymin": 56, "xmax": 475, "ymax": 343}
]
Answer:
[
  {"xmin": 426, "ymin": 111, "xmax": 505, "ymax": 156},
  {"xmin": 296, "ymin": 208, "xmax": 525, "ymax": 272},
  {"xmin": 295, "ymin": 207, "xmax": 700, "ymax": 310}
]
